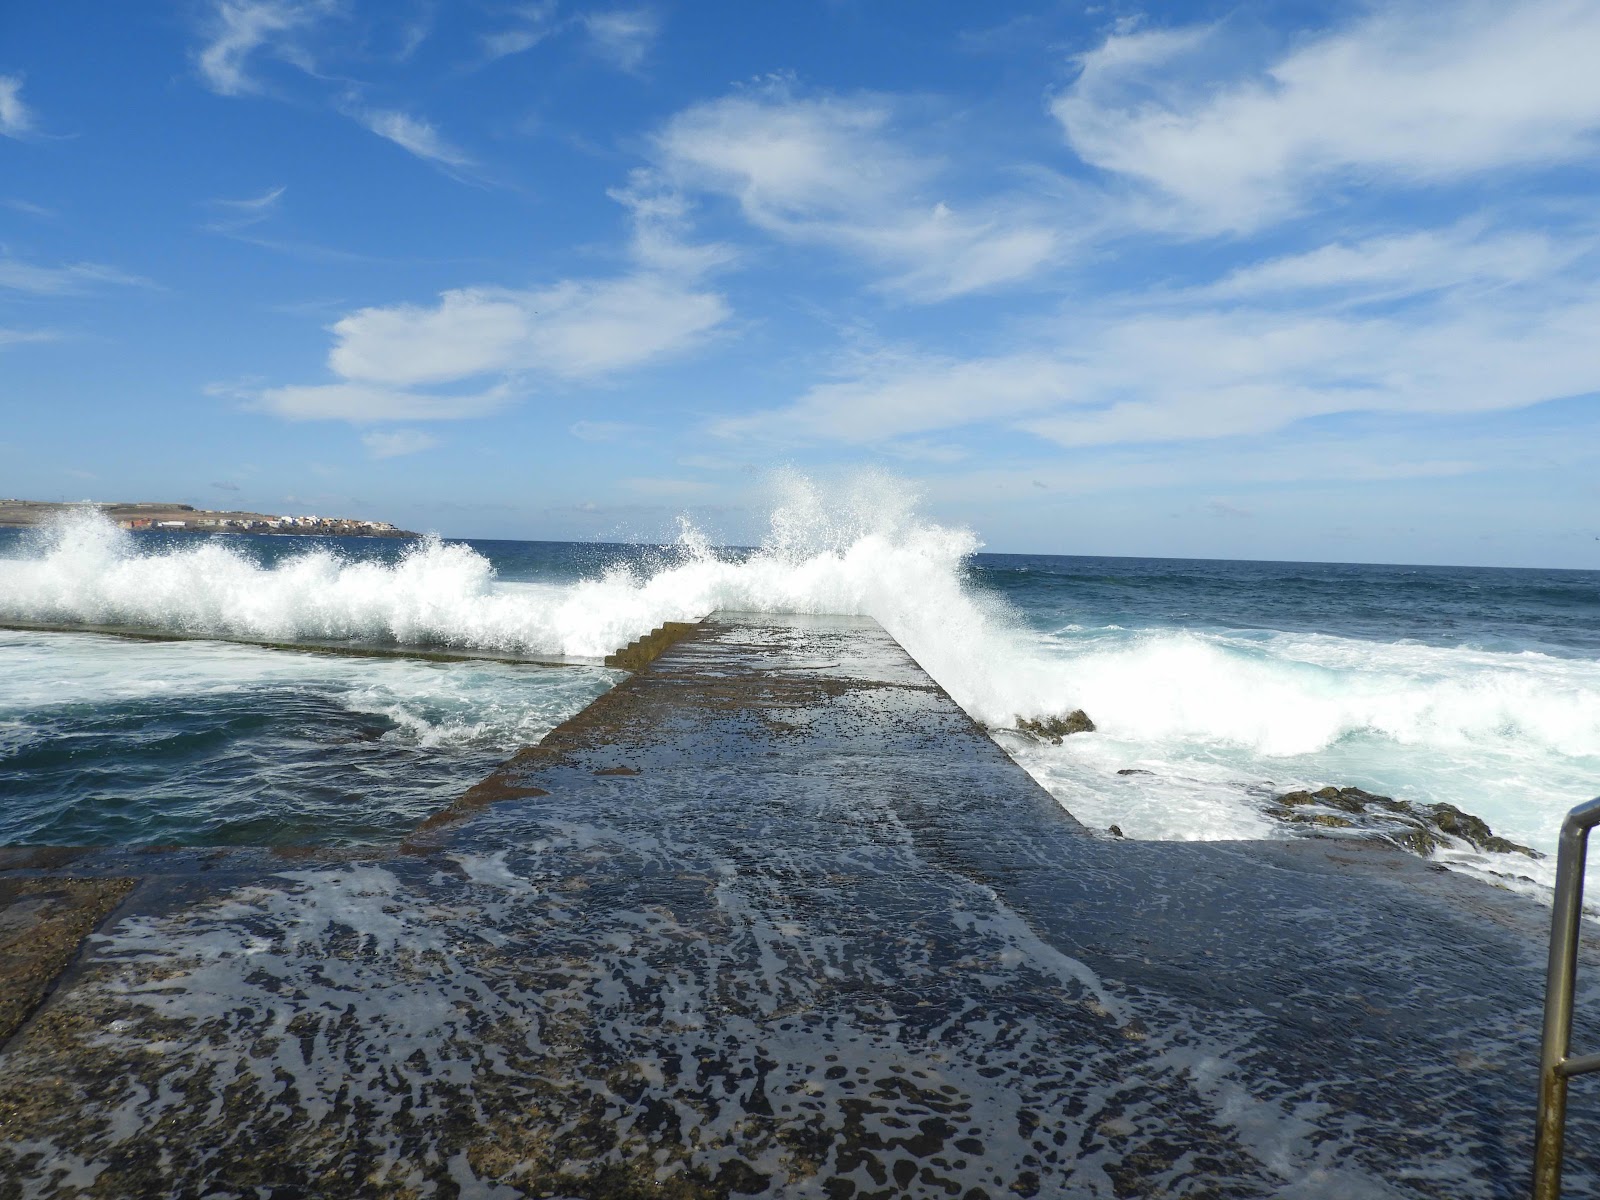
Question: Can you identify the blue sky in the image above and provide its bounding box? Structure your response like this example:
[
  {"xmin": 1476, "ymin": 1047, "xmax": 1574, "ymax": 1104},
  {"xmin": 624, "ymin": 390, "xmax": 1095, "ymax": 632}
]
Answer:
[{"xmin": 2, "ymin": 0, "xmax": 1598, "ymax": 566}]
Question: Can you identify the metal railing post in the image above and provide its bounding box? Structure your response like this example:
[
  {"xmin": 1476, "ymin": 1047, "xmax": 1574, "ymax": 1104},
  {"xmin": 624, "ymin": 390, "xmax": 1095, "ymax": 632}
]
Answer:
[{"xmin": 1533, "ymin": 796, "xmax": 1600, "ymax": 1200}]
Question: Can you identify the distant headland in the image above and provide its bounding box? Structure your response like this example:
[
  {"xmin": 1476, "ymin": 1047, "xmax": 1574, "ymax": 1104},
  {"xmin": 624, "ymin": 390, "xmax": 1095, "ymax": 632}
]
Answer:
[{"xmin": 0, "ymin": 499, "xmax": 420, "ymax": 539}]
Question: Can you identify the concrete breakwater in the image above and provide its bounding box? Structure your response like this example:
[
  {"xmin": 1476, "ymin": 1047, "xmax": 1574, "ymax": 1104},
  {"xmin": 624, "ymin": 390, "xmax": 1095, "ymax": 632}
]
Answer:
[{"xmin": 2, "ymin": 612, "xmax": 1599, "ymax": 1197}]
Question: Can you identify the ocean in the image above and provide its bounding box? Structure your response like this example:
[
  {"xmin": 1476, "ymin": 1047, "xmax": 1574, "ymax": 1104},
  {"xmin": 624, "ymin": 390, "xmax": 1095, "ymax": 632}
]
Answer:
[{"xmin": 3, "ymin": 487, "xmax": 1597, "ymax": 900}]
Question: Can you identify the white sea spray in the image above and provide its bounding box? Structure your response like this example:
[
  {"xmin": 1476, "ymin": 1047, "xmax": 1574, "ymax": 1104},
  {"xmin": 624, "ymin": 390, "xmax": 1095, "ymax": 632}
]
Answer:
[{"xmin": 3, "ymin": 475, "xmax": 1597, "ymax": 884}]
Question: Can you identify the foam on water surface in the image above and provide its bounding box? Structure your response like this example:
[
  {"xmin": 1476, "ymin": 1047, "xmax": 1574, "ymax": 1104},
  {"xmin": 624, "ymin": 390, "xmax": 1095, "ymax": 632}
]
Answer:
[
  {"xmin": 2, "ymin": 612, "xmax": 1585, "ymax": 1196},
  {"xmin": 1, "ymin": 475, "xmax": 1596, "ymax": 882},
  {"xmin": 0, "ymin": 627, "xmax": 615, "ymax": 846}
]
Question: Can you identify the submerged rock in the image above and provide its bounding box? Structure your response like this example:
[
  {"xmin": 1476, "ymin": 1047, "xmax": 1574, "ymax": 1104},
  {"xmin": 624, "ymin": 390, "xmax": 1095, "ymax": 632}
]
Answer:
[
  {"xmin": 1429, "ymin": 802, "xmax": 1537, "ymax": 856},
  {"xmin": 1015, "ymin": 710, "xmax": 1096, "ymax": 744},
  {"xmin": 1388, "ymin": 825, "xmax": 1448, "ymax": 857},
  {"xmin": 1291, "ymin": 812, "xmax": 1356, "ymax": 829},
  {"xmin": 1266, "ymin": 785, "xmax": 1541, "ymax": 860},
  {"xmin": 1277, "ymin": 786, "xmax": 1408, "ymax": 816}
]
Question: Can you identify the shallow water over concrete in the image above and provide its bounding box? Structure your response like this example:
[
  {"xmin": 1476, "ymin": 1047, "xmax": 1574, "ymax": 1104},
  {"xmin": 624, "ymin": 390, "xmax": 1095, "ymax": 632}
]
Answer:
[{"xmin": 1, "ymin": 613, "xmax": 1597, "ymax": 1197}]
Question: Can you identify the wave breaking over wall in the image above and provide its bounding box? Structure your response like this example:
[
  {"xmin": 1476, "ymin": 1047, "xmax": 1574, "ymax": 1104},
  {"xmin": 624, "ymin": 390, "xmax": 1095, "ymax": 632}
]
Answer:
[{"xmin": 4, "ymin": 475, "xmax": 1597, "ymax": 876}]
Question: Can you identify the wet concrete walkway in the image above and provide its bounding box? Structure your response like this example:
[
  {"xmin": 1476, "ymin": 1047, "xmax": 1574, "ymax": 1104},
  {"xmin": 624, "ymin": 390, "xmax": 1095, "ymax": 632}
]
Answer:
[{"xmin": 2, "ymin": 613, "xmax": 1598, "ymax": 1198}]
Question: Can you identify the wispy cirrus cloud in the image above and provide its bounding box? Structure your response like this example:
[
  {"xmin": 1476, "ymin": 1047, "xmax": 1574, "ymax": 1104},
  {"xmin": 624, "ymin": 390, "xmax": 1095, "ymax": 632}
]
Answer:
[
  {"xmin": 205, "ymin": 184, "xmax": 287, "ymax": 232},
  {"xmin": 215, "ymin": 184, "xmax": 287, "ymax": 213},
  {"xmin": 0, "ymin": 75, "xmax": 35, "ymax": 138},
  {"xmin": 714, "ymin": 349, "xmax": 1071, "ymax": 445},
  {"xmin": 0, "ymin": 257, "xmax": 153, "ymax": 296},
  {"xmin": 581, "ymin": 9, "xmax": 660, "ymax": 72},
  {"xmin": 1018, "ymin": 290, "xmax": 1600, "ymax": 449},
  {"xmin": 1198, "ymin": 222, "xmax": 1576, "ymax": 303},
  {"xmin": 1052, "ymin": 0, "xmax": 1600, "ymax": 234},
  {"xmin": 480, "ymin": 4, "xmax": 658, "ymax": 70},
  {"xmin": 194, "ymin": 3, "xmax": 483, "ymax": 189},
  {"xmin": 716, "ymin": 221, "xmax": 1600, "ymax": 452},
  {"xmin": 482, "ymin": 1, "xmax": 559, "ymax": 61},
  {"xmin": 4, "ymin": 198, "xmax": 58, "ymax": 220},
  {"xmin": 653, "ymin": 85, "xmax": 1064, "ymax": 301},
  {"xmin": 0, "ymin": 327, "xmax": 61, "ymax": 348},
  {"xmin": 194, "ymin": 0, "xmax": 338, "ymax": 97},
  {"xmin": 353, "ymin": 107, "xmax": 475, "ymax": 169}
]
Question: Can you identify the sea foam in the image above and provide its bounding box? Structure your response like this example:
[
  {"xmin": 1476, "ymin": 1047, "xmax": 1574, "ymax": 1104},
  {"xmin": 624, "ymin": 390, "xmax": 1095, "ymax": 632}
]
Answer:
[
  {"xmin": 4, "ymin": 477, "xmax": 1597, "ymax": 877},
  {"xmin": 0, "ymin": 475, "xmax": 1025, "ymax": 706}
]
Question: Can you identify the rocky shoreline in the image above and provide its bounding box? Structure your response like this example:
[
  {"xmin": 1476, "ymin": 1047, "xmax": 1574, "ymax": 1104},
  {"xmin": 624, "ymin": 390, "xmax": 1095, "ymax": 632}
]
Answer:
[
  {"xmin": 1009, "ymin": 706, "xmax": 1541, "ymax": 869},
  {"xmin": 0, "ymin": 498, "xmax": 419, "ymax": 539},
  {"xmin": 1265, "ymin": 784, "xmax": 1540, "ymax": 858}
]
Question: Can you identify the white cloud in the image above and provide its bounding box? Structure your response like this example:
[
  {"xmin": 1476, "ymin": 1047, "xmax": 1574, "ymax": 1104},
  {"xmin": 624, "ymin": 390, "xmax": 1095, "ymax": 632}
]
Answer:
[
  {"xmin": 582, "ymin": 9, "xmax": 659, "ymax": 71},
  {"xmin": 362, "ymin": 428, "xmax": 439, "ymax": 458},
  {"xmin": 1019, "ymin": 294, "xmax": 1600, "ymax": 448},
  {"xmin": 328, "ymin": 289, "xmax": 530, "ymax": 385},
  {"xmin": 1201, "ymin": 223, "xmax": 1573, "ymax": 302},
  {"xmin": 715, "ymin": 351, "xmax": 1073, "ymax": 444},
  {"xmin": 0, "ymin": 75, "xmax": 35, "ymax": 138},
  {"xmin": 195, "ymin": 0, "xmax": 334, "ymax": 97},
  {"xmin": 716, "ymin": 227, "xmax": 1600, "ymax": 450},
  {"xmin": 328, "ymin": 275, "xmax": 728, "ymax": 386},
  {"xmin": 355, "ymin": 108, "xmax": 475, "ymax": 169},
  {"xmin": 1053, "ymin": 1, "xmax": 1600, "ymax": 232},
  {"xmin": 483, "ymin": 28, "xmax": 547, "ymax": 59},
  {"xmin": 240, "ymin": 167, "xmax": 733, "ymax": 423},
  {"xmin": 483, "ymin": 1, "xmax": 559, "ymax": 60},
  {"xmin": 0, "ymin": 257, "xmax": 152, "ymax": 295},
  {"xmin": 192, "ymin": 0, "xmax": 478, "ymax": 186},
  {"xmin": 250, "ymin": 382, "xmax": 511, "ymax": 422},
  {"xmin": 0, "ymin": 327, "xmax": 60, "ymax": 347},
  {"xmin": 654, "ymin": 89, "xmax": 1062, "ymax": 300},
  {"xmin": 608, "ymin": 170, "xmax": 737, "ymax": 276},
  {"xmin": 3, "ymin": 198, "xmax": 55, "ymax": 219},
  {"xmin": 207, "ymin": 184, "xmax": 287, "ymax": 231},
  {"xmin": 215, "ymin": 184, "xmax": 286, "ymax": 212},
  {"xmin": 393, "ymin": 16, "xmax": 431, "ymax": 61}
]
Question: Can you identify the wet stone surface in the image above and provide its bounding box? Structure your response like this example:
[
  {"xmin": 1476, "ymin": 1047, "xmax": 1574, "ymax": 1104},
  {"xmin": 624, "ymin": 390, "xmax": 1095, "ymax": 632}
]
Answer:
[
  {"xmin": 2, "ymin": 612, "xmax": 1598, "ymax": 1198},
  {"xmin": 0, "ymin": 876, "xmax": 135, "ymax": 1043}
]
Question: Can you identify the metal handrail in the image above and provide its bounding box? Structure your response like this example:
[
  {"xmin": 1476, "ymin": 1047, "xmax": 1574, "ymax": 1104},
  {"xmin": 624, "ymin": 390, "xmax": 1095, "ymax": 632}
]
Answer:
[{"xmin": 1533, "ymin": 796, "xmax": 1600, "ymax": 1200}]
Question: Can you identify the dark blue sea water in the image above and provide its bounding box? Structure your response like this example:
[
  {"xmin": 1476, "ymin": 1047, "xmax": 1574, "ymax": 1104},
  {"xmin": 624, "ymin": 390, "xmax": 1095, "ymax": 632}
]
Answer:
[
  {"xmin": 975, "ymin": 554, "xmax": 1600, "ymax": 658},
  {"xmin": 2, "ymin": 515, "xmax": 1597, "ymax": 890}
]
